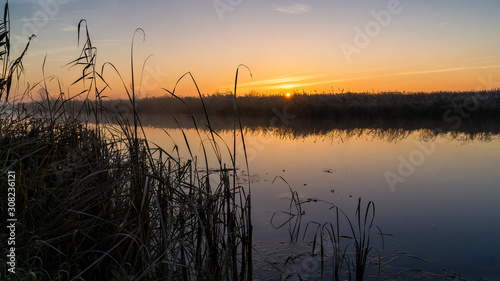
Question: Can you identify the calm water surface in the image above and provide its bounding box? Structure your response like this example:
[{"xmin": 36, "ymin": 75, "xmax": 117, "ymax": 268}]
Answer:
[{"xmin": 141, "ymin": 125, "xmax": 500, "ymax": 280}]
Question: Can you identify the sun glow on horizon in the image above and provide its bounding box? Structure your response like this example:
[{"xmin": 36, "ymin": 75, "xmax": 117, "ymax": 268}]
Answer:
[
  {"xmin": 10, "ymin": 1, "xmax": 500, "ymax": 98},
  {"xmin": 279, "ymin": 84, "xmax": 300, "ymax": 89}
]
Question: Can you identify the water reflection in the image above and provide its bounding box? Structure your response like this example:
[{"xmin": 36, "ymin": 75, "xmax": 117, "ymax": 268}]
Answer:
[
  {"xmin": 244, "ymin": 126, "xmax": 498, "ymax": 144},
  {"xmin": 136, "ymin": 119, "xmax": 500, "ymax": 280},
  {"xmin": 135, "ymin": 113, "xmax": 500, "ymax": 144}
]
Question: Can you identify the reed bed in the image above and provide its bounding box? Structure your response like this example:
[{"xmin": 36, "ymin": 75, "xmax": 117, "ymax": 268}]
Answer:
[
  {"xmin": 56, "ymin": 89, "xmax": 500, "ymax": 142},
  {"xmin": 0, "ymin": 6, "xmax": 252, "ymax": 280},
  {"xmin": 87, "ymin": 89, "xmax": 500, "ymax": 122},
  {"xmin": 1, "ymin": 98, "xmax": 252, "ymax": 281}
]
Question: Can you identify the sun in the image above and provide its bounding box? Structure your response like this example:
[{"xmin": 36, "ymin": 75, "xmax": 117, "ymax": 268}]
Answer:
[{"xmin": 285, "ymin": 93, "xmax": 291, "ymax": 98}]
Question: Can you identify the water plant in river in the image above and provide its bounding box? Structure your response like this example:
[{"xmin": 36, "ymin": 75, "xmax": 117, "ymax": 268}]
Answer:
[
  {"xmin": 270, "ymin": 176, "xmax": 305, "ymax": 242},
  {"xmin": 272, "ymin": 184, "xmax": 386, "ymax": 281}
]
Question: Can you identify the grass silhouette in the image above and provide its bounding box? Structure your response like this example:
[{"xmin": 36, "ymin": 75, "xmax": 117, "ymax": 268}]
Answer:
[{"xmin": 1, "ymin": 7, "xmax": 252, "ymax": 280}]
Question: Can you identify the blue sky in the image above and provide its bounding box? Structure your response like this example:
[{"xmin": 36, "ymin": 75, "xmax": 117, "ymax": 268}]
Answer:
[{"xmin": 6, "ymin": 0, "xmax": 500, "ymax": 97}]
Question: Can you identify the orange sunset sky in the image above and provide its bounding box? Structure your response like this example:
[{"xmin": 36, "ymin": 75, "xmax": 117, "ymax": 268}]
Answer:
[{"xmin": 7, "ymin": 0, "xmax": 500, "ymax": 98}]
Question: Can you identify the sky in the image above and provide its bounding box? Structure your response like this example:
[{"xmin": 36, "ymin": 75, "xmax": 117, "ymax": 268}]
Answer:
[{"xmin": 7, "ymin": 0, "xmax": 500, "ymax": 98}]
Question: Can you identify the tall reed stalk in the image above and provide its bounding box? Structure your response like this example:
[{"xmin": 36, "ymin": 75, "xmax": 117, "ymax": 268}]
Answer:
[{"xmin": 0, "ymin": 1, "xmax": 34, "ymax": 102}]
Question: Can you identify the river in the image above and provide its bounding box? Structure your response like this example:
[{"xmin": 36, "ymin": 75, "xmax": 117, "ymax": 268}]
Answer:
[{"xmin": 136, "ymin": 122, "xmax": 500, "ymax": 280}]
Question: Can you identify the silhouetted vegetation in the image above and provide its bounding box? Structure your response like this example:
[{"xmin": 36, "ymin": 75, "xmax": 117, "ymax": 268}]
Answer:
[
  {"xmin": 46, "ymin": 90, "xmax": 500, "ymax": 137},
  {"xmin": 104, "ymin": 89, "xmax": 500, "ymax": 120},
  {"xmin": 1, "ymin": 2, "xmax": 497, "ymax": 280},
  {"xmin": 1, "ymin": 8, "xmax": 252, "ymax": 280}
]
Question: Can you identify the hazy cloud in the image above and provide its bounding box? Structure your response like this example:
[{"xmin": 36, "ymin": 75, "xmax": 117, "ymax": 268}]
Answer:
[
  {"xmin": 274, "ymin": 4, "xmax": 311, "ymax": 15},
  {"xmin": 392, "ymin": 65, "xmax": 500, "ymax": 76},
  {"xmin": 439, "ymin": 20, "xmax": 456, "ymax": 26},
  {"xmin": 62, "ymin": 25, "xmax": 78, "ymax": 32}
]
